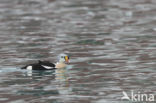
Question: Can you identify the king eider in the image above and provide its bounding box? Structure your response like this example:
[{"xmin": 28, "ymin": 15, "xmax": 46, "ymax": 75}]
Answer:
[{"xmin": 21, "ymin": 54, "xmax": 69, "ymax": 70}]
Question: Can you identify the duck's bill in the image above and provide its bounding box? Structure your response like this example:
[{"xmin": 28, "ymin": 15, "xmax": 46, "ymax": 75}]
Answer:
[{"xmin": 65, "ymin": 56, "xmax": 69, "ymax": 63}]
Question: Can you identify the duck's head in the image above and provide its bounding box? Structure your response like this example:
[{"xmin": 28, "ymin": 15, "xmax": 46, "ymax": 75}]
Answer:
[{"xmin": 58, "ymin": 53, "xmax": 69, "ymax": 63}]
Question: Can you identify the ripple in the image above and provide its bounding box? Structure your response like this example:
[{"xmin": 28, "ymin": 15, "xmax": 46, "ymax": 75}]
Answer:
[{"xmin": 0, "ymin": 0, "xmax": 156, "ymax": 103}]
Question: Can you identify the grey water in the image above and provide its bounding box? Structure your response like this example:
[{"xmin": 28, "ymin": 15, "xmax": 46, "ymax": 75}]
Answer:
[{"xmin": 0, "ymin": 0, "xmax": 156, "ymax": 103}]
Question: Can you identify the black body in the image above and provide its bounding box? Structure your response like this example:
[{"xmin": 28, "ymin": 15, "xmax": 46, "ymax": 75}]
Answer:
[{"xmin": 21, "ymin": 60, "xmax": 56, "ymax": 70}]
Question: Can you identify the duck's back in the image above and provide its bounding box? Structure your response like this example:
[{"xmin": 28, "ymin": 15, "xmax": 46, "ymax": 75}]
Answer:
[{"xmin": 21, "ymin": 60, "xmax": 56, "ymax": 70}]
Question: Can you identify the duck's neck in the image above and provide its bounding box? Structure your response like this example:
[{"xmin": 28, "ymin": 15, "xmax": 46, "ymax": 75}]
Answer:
[{"xmin": 55, "ymin": 62, "xmax": 67, "ymax": 69}]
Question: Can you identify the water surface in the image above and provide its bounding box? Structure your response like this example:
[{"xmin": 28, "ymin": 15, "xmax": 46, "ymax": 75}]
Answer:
[{"xmin": 0, "ymin": 0, "xmax": 156, "ymax": 103}]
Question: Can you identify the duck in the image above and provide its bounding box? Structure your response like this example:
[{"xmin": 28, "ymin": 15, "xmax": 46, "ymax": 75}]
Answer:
[{"xmin": 21, "ymin": 53, "xmax": 69, "ymax": 70}]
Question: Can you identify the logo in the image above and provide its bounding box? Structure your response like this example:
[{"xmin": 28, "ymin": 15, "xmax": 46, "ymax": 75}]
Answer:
[{"xmin": 121, "ymin": 90, "xmax": 155, "ymax": 102}]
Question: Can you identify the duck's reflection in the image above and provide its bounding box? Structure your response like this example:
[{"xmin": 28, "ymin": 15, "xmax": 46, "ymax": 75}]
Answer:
[
  {"xmin": 24, "ymin": 67, "xmax": 72, "ymax": 95},
  {"xmin": 55, "ymin": 68, "xmax": 72, "ymax": 95}
]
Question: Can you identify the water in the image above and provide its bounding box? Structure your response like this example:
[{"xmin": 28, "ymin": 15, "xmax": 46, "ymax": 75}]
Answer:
[{"xmin": 0, "ymin": 0, "xmax": 156, "ymax": 103}]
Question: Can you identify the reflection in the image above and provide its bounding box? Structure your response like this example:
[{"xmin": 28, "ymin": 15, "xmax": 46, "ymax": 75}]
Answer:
[
  {"xmin": 16, "ymin": 70, "xmax": 58, "ymax": 96},
  {"xmin": 27, "ymin": 69, "xmax": 33, "ymax": 76},
  {"xmin": 22, "ymin": 67, "xmax": 72, "ymax": 96},
  {"xmin": 55, "ymin": 68, "xmax": 72, "ymax": 95},
  {"xmin": 25, "ymin": 70, "xmax": 55, "ymax": 79}
]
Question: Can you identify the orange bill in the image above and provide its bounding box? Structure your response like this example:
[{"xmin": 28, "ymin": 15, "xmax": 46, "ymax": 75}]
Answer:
[{"xmin": 65, "ymin": 56, "xmax": 69, "ymax": 63}]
